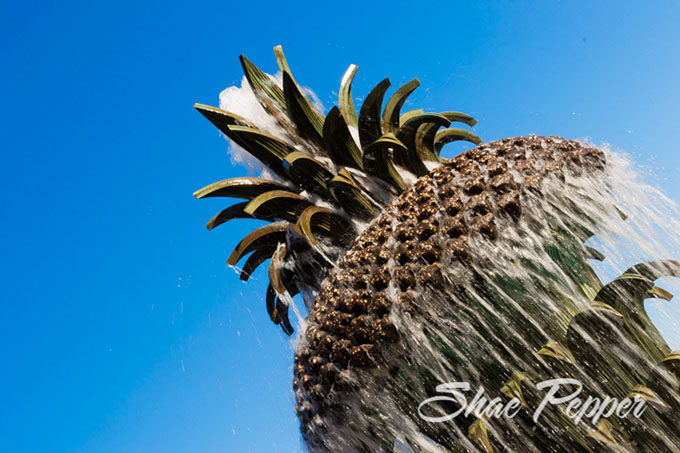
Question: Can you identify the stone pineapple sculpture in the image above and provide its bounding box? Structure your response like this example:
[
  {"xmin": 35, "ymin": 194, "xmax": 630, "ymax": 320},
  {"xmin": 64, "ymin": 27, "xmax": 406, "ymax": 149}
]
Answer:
[{"xmin": 194, "ymin": 46, "xmax": 680, "ymax": 452}]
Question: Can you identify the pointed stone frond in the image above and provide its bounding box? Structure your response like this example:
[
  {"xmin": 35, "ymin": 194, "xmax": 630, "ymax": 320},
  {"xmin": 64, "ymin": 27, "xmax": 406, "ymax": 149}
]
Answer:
[
  {"xmin": 594, "ymin": 260, "xmax": 680, "ymax": 363},
  {"xmin": 627, "ymin": 385, "xmax": 667, "ymax": 407},
  {"xmin": 338, "ymin": 64, "xmax": 358, "ymax": 128},
  {"xmin": 381, "ymin": 79, "xmax": 420, "ymax": 134},
  {"xmin": 358, "ymin": 78, "xmax": 391, "ymax": 148},
  {"xmin": 206, "ymin": 201, "xmax": 271, "ymax": 231},
  {"xmin": 282, "ymin": 151, "xmax": 334, "ymax": 195},
  {"xmin": 239, "ymin": 55, "xmax": 285, "ymax": 109},
  {"xmin": 283, "ymin": 71, "xmax": 326, "ymax": 150},
  {"xmin": 322, "ymin": 107, "xmax": 363, "ymax": 169},
  {"xmin": 193, "ymin": 177, "xmax": 292, "ymax": 200},
  {"xmin": 294, "ymin": 206, "xmax": 355, "ymax": 246},
  {"xmin": 268, "ymin": 242, "xmax": 288, "ymax": 294},
  {"xmin": 362, "ymin": 134, "xmax": 408, "ymax": 191},
  {"xmin": 500, "ymin": 372, "xmax": 529, "ymax": 408},
  {"xmin": 329, "ymin": 169, "xmax": 379, "ymax": 220},
  {"xmin": 395, "ymin": 112, "xmax": 450, "ymax": 175},
  {"xmin": 265, "ymin": 282, "xmax": 294, "ymax": 335},
  {"xmin": 468, "ymin": 418, "xmax": 494, "ymax": 453},
  {"xmin": 240, "ymin": 247, "xmax": 276, "ymax": 281},
  {"xmin": 244, "ymin": 190, "xmax": 312, "ymax": 223},
  {"xmin": 537, "ymin": 340, "xmax": 574, "ymax": 364},
  {"xmin": 434, "ymin": 127, "xmax": 483, "ymax": 153},
  {"xmin": 227, "ymin": 222, "xmax": 290, "ymax": 266}
]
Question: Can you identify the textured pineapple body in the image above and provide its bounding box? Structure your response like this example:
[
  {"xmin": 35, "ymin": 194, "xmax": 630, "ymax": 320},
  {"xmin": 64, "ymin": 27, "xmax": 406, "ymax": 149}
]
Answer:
[{"xmin": 294, "ymin": 136, "xmax": 614, "ymax": 451}]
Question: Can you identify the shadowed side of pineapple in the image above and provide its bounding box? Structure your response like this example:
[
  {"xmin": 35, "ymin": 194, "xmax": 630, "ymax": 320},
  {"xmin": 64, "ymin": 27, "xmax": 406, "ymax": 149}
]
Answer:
[{"xmin": 194, "ymin": 46, "xmax": 680, "ymax": 452}]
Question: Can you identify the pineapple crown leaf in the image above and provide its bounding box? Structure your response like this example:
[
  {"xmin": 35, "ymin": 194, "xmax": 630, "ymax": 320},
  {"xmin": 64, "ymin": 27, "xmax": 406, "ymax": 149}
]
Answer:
[
  {"xmin": 381, "ymin": 78, "xmax": 420, "ymax": 134},
  {"xmin": 193, "ymin": 176, "xmax": 292, "ymax": 200},
  {"xmin": 205, "ymin": 201, "xmax": 264, "ymax": 231},
  {"xmin": 338, "ymin": 64, "xmax": 359, "ymax": 128},
  {"xmin": 195, "ymin": 45, "xmax": 481, "ymax": 334},
  {"xmin": 226, "ymin": 222, "xmax": 289, "ymax": 266},
  {"xmin": 358, "ymin": 77, "xmax": 391, "ymax": 148},
  {"xmin": 294, "ymin": 206, "xmax": 356, "ymax": 246}
]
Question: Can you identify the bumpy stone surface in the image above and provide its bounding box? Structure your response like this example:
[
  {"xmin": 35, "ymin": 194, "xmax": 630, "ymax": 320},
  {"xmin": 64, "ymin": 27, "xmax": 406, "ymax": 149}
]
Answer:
[{"xmin": 293, "ymin": 136, "xmax": 605, "ymax": 445}]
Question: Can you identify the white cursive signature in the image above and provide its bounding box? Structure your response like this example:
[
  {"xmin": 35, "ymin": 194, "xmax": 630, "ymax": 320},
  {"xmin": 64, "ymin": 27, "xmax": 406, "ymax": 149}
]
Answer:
[{"xmin": 418, "ymin": 378, "xmax": 647, "ymax": 425}]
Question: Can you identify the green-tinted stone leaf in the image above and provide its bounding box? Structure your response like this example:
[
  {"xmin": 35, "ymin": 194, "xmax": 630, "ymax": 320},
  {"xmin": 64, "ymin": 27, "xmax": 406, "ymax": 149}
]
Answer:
[
  {"xmin": 244, "ymin": 190, "xmax": 312, "ymax": 223},
  {"xmin": 500, "ymin": 372, "xmax": 528, "ymax": 408},
  {"xmin": 362, "ymin": 133, "xmax": 407, "ymax": 191},
  {"xmin": 468, "ymin": 419, "xmax": 493, "ymax": 453},
  {"xmin": 591, "ymin": 300, "xmax": 625, "ymax": 317},
  {"xmin": 194, "ymin": 103, "xmax": 300, "ymax": 164},
  {"xmin": 395, "ymin": 113, "xmax": 451, "ymax": 176},
  {"xmin": 648, "ymin": 286, "xmax": 673, "ymax": 301},
  {"xmin": 358, "ymin": 78, "xmax": 390, "ymax": 149},
  {"xmin": 627, "ymin": 385, "xmax": 667, "ymax": 407},
  {"xmin": 239, "ymin": 55, "xmax": 286, "ymax": 109},
  {"xmin": 227, "ymin": 222, "xmax": 289, "ymax": 266},
  {"xmin": 434, "ymin": 127, "xmax": 483, "ymax": 153},
  {"xmin": 266, "ymin": 283, "xmax": 282, "ymax": 325},
  {"xmin": 271, "ymin": 46, "xmax": 325, "ymax": 151},
  {"xmin": 595, "ymin": 260, "xmax": 680, "ymax": 306},
  {"xmin": 565, "ymin": 302, "xmax": 643, "ymax": 397},
  {"xmin": 661, "ymin": 350, "xmax": 680, "ymax": 364},
  {"xmin": 283, "ymin": 151, "xmax": 334, "ymax": 195},
  {"xmin": 226, "ymin": 125, "xmax": 298, "ymax": 179},
  {"xmin": 193, "ymin": 177, "xmax": 293, "ymax": 200},
  {"xmin": 240, "ymin": 246, "xmax": 276, "ymax": 281},
  {"xmin": 537, "ymin": 340, "xmax": 574, "ymax": 364},
  {"xmin": 594, "ymin": 260, "xmax": 680, "ymax": 363},
  {"xmin": 294, "ymin": 205, "xmax": 355, "ymax": 246},
  {"xmin": 566, "ymin": 302, "xmax": 624, "ymax": 349},
  {"xmin": 273, "ymin": 45, "xmax": 294, "ymax": 82},
  {"xmin": 585, "ymin": 246, "xmax": 606, "ymax": 261},
  {"xmin": 239, "ymin": 55, "xmax": 299, "ymax": 138},
  {"xmin": 329, "ymin": 169, "xmax": 378, "ymax": 220},
  {"xmin": 631, "ymin": 260, "xmax": 680, "ymax": 280},
  {"xmin": 415, "ymin": 125, "xmax": 443, "ymax": 163},
  {"xmin": 398, "ymin": 112, "xmax": 450, "ymax": 145},
  {"xmin": 268, "ymin": 242, "xmax": 288, "ymax": 294},
  {"xmin": 194, "ymin": 103, "xmax": 255, "ymax": 135},
  {"xmin": 439, "ymin": 111, "xmax": 477, "ymax": 127},
  {"xmin": 277, "ymin": 298, "xmax": 294, "ymax": 335},
  {"xmin": 414, "ymin": 112, "xmax": 478, "ymax": 162},
  {"xmin": 657, "ymin": 351, "xmax": 680, "ymax": 390},
  {"xmin": 283, "ymin": 71, "xmax": 326, "ymax": 150},
  {"xmin": 381, "ymin": 79, "xmax": 419, "ymax": 134},
  {"xmin": 544, "ymin": 237, "xmax": 603, "ymax": 301},
  {"xmin": 616, "ymin": 206, "xmax": 628, "ymax": 220},
  {"xmin": 338, "ymin": 64, "xmax": 358, "ymax": 128},
  {"xmin": 322, "ymin": 107, "xmax": 363, "ymax": 169},
  {"xmin": 205, "ymin": 201, "xmax": 274, "ymax": 231},
  {"xmin": 398, "ymin": 109, "xmax": 424, "ymax": 126}
]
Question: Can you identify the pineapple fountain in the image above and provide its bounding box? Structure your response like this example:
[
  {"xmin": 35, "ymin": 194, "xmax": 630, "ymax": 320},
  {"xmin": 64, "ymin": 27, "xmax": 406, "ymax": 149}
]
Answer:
[{"xmin": 194, "ymin": 46, "xmax": 680, "ymax": 452}]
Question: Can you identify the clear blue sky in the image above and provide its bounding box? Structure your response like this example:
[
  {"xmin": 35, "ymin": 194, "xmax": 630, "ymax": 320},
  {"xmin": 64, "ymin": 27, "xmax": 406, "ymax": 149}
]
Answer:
[{"xmin": 2, "ymin": 1, "xmax": 679, "ymax": 452}]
